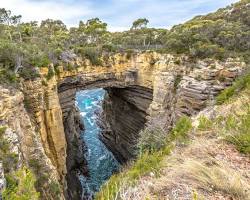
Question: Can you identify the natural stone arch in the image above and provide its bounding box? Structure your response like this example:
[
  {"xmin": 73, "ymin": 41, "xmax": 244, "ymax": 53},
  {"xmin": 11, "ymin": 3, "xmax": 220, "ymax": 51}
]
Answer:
[
  {"xmin": 22, "ymin": 52, "xmax": 245, "ymax": 200},
  {"xmin": 55, "ymin": 67, "xmax": 154, "ymax": 199},
  {"xmin": 57, "ymin": 69, "xmax": 139, "ymax": 119}
]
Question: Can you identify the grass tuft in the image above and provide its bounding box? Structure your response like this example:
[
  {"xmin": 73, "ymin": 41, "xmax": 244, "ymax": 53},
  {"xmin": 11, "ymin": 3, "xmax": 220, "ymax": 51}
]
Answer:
[
  {"xmin": 183, "ymin": 160, "xmax": 250, "ymax": 199},
  {"xmin": 216, "ymin": 73, "xmax": 250, "ymax": 105},
  {"xmin": 198, "ymin": 116, "xmax": 213, "ymax": 131}
]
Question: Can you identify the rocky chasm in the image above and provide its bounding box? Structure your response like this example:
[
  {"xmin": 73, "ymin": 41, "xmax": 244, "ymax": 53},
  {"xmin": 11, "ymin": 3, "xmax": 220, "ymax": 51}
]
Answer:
[{"xmin": 0, "ymin": 52, "xmax": 246, "ymax": 199}]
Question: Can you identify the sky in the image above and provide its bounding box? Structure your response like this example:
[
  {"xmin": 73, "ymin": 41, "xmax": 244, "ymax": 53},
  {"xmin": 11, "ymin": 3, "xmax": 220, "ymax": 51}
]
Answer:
[{"xmin": 0, "ymin": 0, "xmax": 239, "ymax": 31}]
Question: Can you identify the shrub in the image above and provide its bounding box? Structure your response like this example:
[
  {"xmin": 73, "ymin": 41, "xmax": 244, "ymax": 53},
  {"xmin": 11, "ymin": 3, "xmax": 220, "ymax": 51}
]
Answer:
[
  {"xmin": 198, "ymin": 116, "xmax": 213, "ymax": 131},
  {"xmin": 46, "ymin": 67, "xmax": 55, "ymax": 80},
  {"xmin": 169, "ymin": 116, "xmax": 193, "ymax": 142},
  {"xmin": 0, "ymin": 126, "xmax": 7, "ymax": 135},
  {"xmin": 18, "ymin": 67, "xmax": 40, "ymax": 80},
  {"xmin": 137, "ymin": 126, "xmax": 166, "ymax": 153},
  {"xmin": 216, "ymin": 73, "xmax": 250, "ymax": 105},
  {"xmin": 29, "ymin": 54, "xmax": 50, "ymax": 68},
  {"xmin": 226, "ymin": 106, "xmax": 250, "ymax": 155},
  {"xmin": 174, "ymin": 74, "xmax": 182, "ymax": 92},
  {"xmin": 102, "ymin": 44, "xmax": 117, "ymax": 52},
  {"xmin": 0, "ymin": 69, "xmax": 17, "ymax": 84},
  {"xmin": 77, "ymin": 47, "xmax": 102, "ymax": 65},
  {"xmin": 2, "ymin": 167, "xmax": 40, "ymax": 200}
]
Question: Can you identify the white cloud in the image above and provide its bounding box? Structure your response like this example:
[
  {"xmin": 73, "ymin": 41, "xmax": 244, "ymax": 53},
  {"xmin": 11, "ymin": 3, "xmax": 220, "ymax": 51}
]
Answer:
[
  {"xmin": 0, "ymin": 0, "xmax": 93, "ymax": 27},
  {"xmin": 0, "ymin": 0, "xmax": 239, "ymax": 31}
]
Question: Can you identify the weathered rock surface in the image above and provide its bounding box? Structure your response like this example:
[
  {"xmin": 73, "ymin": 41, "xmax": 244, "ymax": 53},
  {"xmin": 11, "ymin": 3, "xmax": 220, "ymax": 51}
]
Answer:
[
  {"xmin": 64, "ymin": 107, "xmax": 87, "ymax": 200},
  {"xmin": 101, "ymin": 86, "xmax": 153, "ymax": 163},
  {"xmin": 0, "ymin": 85, "xmax": 63, "ymax": 199}
]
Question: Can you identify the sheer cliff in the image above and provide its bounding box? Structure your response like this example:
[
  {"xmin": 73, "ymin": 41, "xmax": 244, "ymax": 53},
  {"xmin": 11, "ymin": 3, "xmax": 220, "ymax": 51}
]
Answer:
[{"xmin": 0, "ymin": 52, "xmax": 246, "ymax": 200}]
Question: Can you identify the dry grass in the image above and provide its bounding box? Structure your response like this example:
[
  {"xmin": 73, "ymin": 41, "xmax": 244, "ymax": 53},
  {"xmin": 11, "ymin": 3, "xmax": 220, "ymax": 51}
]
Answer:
[{"xmin": 182, "ymin": 159, "xmax": 250, "ymax": 200}]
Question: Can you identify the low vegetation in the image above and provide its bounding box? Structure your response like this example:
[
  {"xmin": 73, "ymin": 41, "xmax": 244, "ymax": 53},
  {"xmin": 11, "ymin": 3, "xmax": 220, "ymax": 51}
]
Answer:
[
  {"xmin": 95, "ymin": 116, "xmax": 192, "ymax": 200},
  {"xmin": 224, "ymin": 106, "xmax": 250, "ymax": 155},
  {"xmin": 2, "ymin": 167, "xmax": 40, "ymax": 200},
  {"xmin": 28, "ymin": 158, "xmax": 62, "ymax": 200},
  {"xmin": 0, "ymin": 126, "xmax": 40, "ymax": 200},
  {"xmin": 197, "ymin": 115, "xmax": 213, "ymax": 131},
  {"xmin": 182, "ymin": 159, "xmax": 249, "ymax": 199},
  {"xmin": 216, "ymin": 72, "xmax": 250, "ymax": 105}
]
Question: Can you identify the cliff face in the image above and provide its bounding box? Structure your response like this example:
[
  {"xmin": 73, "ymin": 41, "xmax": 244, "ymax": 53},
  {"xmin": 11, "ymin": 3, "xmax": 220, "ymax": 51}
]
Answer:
[
  {"xmin": 22, "ymin": 77, "xmax": 67, "ymax": 182},
  {"xmin": 101, "ymin": 86, "xmax": 153, "ymax": 163},
  {"xmin": 0, "ymin": 85, "xmax": 64, "ymax": 199},
  {"xmin": 63, "ymin": 107, "xmax": 86, "ymax": 200},
  {"xmin": 0, "ymin": 52, "xmax": 246, "ymax": 199}
]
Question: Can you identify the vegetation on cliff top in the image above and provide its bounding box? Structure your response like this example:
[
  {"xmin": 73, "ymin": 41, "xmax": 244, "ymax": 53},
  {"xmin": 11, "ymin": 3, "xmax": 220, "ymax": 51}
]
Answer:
[{"xmin": 0, "ymin": 0, "xmax": 249, "ymax": 83}]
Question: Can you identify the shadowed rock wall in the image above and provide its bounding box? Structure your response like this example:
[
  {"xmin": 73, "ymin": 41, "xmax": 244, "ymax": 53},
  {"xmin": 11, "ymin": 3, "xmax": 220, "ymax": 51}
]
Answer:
[{"xmin": 100, "ymin": 86, "xmax": 153, "ymax": 163}]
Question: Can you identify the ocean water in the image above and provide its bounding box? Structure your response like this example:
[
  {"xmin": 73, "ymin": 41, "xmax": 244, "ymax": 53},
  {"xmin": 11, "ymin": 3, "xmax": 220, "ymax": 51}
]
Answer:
[{"xmin": 76, "ymin": 89, "xmax": 120, "ymax": 198}]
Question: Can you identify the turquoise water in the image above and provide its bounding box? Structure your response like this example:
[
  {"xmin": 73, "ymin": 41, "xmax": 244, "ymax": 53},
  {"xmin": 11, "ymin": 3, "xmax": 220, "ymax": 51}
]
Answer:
[{"xmin": 76, "ymin": 89, "xmax": 120, "ymax": 198}]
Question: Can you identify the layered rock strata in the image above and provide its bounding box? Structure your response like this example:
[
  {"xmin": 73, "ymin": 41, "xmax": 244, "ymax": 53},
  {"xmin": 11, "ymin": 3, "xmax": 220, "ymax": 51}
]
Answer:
[
  {"xmin": 0, "ymin": 52, "xmax": 246, "ymax": 200},
  {"xmin": 100, "ymin": 86, "xmax": 153, "ymax": 163}
]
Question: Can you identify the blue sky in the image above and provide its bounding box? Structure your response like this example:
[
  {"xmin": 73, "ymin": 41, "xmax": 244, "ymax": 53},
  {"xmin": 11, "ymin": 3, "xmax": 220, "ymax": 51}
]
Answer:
[{"xmin": 1, "ymin": 0, "xmax": 238, "ymax": 31}]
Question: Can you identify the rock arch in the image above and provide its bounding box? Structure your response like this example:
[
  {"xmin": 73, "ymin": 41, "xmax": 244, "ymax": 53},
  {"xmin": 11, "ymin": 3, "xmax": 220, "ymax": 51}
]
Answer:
[{"xmin": 22, "ymin": 52, "xmax": 245, "ymax": 199}]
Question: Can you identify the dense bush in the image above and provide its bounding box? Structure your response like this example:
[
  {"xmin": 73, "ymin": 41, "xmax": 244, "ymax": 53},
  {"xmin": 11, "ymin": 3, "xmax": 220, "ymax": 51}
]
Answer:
[
  {"xmin": 18, "ymin": 67, "xmax": 40, "ymax": 80},
  {"xmin": 76, "ymin": 47, "xmax": 102, "ymax": 65}
]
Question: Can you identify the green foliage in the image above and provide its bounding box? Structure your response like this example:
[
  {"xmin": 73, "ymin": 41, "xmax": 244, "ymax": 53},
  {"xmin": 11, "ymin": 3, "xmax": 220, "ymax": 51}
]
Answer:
[
  {"xmin": 216, "ymin": 73, "xmax": 250, "ymax": 105},
  {"xmin": 138, "ymin": 126, "xmax": 166, "ymax": 153},
  {"xmin": 0, "ymin": 126, "xmax": 18, "ymax": 173},
  {"xmin": 127, "ymin": 148, "xmax": 171, "ymax": 180},
  {"xmin": 101, "ymin": 44, "xmax": 117, "ymax": 52},
  {"xmin": 2, "ymin": 167, "xmax": 40, "ymax": 200},
  {"xmin": 46, "ymin": 66, "xmax": 55, "ymax": 80},
  {"xmin": 169, "ymin": 116, "xmax": 193, "ymax": 142},
  {"xmin": 28, "ymin": 157, "xmax": 62, "ymax": 200},
  {"xmin": 0, "ymin": 68, "xmax": 17, "ymax": 83},
  {"xmin": 77, "ymin": 47, "xmax": 102, "ymax": 65},
  {"xmin": 18, "ymin": 67, "xmax": 40, "ymax": 80},
  {"xmin": 160, "ymin": 0, "xmax": 250, "ymax": 61},
  {"xmin": 0, "ymin": 126, "xmax": 38, "ymax": 200},
  {"xmin": 174, "ymin": 74, "xmax": 182, "ymax": 92},
  {"xmin": 198, "ymin": 116, "xmax": 213, "ymax": 131},
  {"xmin": 226, "ymin": 105, "xmax": 250, "ymax": 155},
  {"xmin": 0, "ymin": 126, "xmax": 7, "ymax": 135},
  {"xmin": 131, "ymin": 18, "xmax": 149, "ymax": 30}
]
